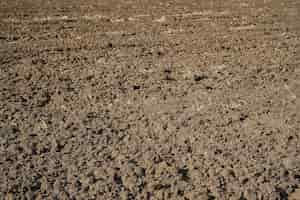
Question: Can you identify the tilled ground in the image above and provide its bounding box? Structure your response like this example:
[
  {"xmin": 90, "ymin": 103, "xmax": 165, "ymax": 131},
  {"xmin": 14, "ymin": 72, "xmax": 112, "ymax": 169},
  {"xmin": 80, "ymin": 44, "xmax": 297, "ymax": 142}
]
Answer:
[{"xmin": 0, "ymin": 0, "xmax": 300, "ymax": 199}]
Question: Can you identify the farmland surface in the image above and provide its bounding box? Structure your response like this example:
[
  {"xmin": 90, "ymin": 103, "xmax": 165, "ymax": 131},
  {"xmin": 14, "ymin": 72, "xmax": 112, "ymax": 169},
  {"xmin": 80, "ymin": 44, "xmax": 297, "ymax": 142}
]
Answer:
[{"xmin": 0, "ymin": 0, "xmax": 300, "ymax": 199}]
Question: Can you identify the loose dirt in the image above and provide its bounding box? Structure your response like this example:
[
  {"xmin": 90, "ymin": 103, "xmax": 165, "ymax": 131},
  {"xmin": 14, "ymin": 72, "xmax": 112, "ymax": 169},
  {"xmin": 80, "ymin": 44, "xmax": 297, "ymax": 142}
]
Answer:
[{"xmin": 0, "ymin": 0, "xmax": 300, "ymax": 199}]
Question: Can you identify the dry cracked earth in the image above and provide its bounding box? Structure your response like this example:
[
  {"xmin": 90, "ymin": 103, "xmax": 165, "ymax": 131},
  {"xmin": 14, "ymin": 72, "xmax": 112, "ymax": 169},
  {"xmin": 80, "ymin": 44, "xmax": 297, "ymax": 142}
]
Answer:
[{"xmin": 0, "ymin": 0, "xmax": 300, "ymax": 199}]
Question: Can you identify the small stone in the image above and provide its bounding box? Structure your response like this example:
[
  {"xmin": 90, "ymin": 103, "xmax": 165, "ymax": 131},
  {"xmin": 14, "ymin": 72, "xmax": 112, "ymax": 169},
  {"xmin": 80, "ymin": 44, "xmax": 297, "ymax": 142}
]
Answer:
[
  {"xmin": 155, "ymin": 16, "xmax": 166, "ymax": 23},
  {"xmin": 94, "ymin": 169, "xmax": 106, "ymax": 179},
  {"xmin": 194, "ymin": 74, "xmax": 208, "ymax": 81},
  {"xmin": 135, "ymin": 167, "xmax": 146, "ymax": 177},
  {"xmin": 283, "ymin": 157, "xmax": 300, "ymax": 170},
  {"xmin": 120, "ymin": 190, "xmax": 128, "ymax": 200},
  {"xmin": 133, "ymin": 85, "xmax": 141, "ymax": 90},
  {"xmin": 244, "ymin": 189, "xmax": 257, "ymax": 200}
]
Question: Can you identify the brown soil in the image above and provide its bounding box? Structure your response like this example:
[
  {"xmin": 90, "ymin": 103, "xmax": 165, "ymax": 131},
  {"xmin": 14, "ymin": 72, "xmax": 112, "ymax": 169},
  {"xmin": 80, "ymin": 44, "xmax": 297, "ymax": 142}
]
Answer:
[{"xmin": 0, "ymin": 0, "xmax": 300, "ymax": 199}]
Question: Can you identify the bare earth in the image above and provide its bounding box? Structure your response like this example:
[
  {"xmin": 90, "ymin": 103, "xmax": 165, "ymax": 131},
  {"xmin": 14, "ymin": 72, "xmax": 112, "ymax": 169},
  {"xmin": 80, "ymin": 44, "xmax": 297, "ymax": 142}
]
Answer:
[{"xmin": 0, "ymin": 0, "xmax": 300, "ymax": 199}]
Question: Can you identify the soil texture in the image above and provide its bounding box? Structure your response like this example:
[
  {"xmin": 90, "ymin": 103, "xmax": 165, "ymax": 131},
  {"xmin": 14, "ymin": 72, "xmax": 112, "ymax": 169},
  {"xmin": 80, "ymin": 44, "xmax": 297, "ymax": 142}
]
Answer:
[{"xmin": 1, "ymin": 0, "xmax": 300, "ymax": 199}]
